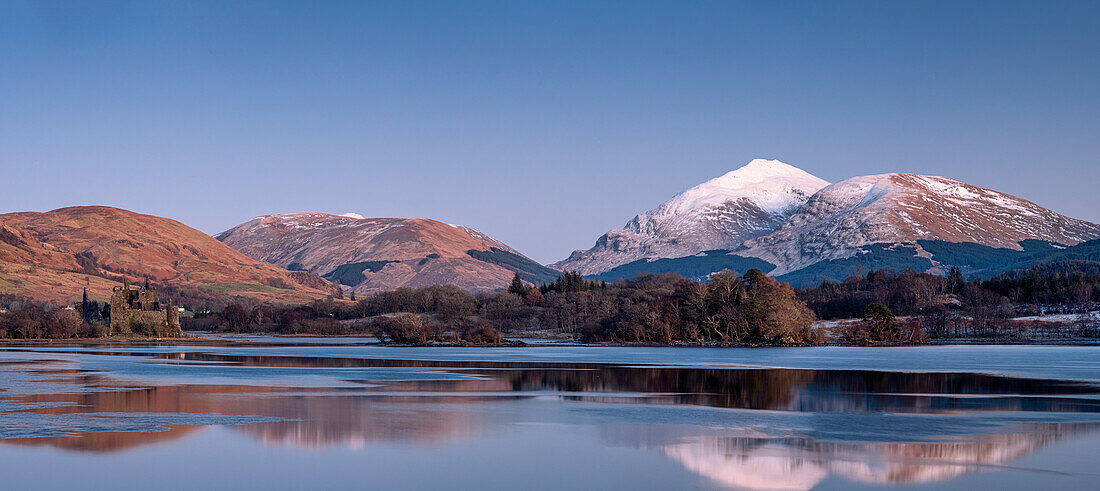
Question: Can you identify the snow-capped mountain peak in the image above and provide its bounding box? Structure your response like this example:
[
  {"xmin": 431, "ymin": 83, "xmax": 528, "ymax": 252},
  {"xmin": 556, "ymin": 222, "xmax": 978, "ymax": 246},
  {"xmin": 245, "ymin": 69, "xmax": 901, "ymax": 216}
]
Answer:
[
  {"xmin": 553, "ymin": 159, "xmax": 830, "ymax": 274},
  {"xmin": 654, "ymin": 158, "xmax": 830, "ymax": 218},
  {"xmin": 739, "ymin": 172, "xmax": 1100, "ymax": 274}
]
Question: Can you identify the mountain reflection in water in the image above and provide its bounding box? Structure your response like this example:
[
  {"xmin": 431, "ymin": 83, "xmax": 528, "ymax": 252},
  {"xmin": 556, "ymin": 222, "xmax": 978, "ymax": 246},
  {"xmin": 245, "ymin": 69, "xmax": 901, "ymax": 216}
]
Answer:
[
  {"xmin": 2, "ymin": 347, "xmax": 1099, "ymax": 489},
  {"xmin": 604, "ymin": 423, "xmax": 1096, "ymax": 490}
]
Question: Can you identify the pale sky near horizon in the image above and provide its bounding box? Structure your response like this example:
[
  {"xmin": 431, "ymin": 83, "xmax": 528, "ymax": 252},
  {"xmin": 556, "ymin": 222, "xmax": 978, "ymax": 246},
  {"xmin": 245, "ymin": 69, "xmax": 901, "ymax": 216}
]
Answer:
[{"xmin": 2, "ymin": 1, "xmax": 1098, "ymax": 263}]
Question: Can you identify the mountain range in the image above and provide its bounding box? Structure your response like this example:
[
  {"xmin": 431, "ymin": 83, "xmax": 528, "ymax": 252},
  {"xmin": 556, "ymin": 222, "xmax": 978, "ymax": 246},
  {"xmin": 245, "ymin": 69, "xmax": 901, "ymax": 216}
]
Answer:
[
  {"xmin": 2, "ymin": 158, "xmax": 1097, "ymax": 305},
  {"xmin": 562, "ymin": 159, "xmax": 1100, "ymax": 285}
]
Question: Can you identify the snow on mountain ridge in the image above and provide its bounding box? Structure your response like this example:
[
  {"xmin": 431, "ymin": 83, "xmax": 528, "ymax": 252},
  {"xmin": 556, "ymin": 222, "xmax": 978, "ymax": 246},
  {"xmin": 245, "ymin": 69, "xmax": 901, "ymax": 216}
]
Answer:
[
  {"xmin": 553, "ymin": 159, "xmax": 830, "ymax": 274},
  {"xmin": 738, "ymin": 172, "xmax": 1100, "ymax": 274},
  {"xmin": 226, "ymin": 212, "xmax": 524, "ymax": 258},
  {"xmin": 555, "ymin": 163, "xmax": 1100, "ymax": 278},
  {"xmin": 655, "ymin": 159, "xmax": 830, "ymax": 217},
  {"xmin": 216, "ymin": 212, "xmax": 546, "ymax": 293}
]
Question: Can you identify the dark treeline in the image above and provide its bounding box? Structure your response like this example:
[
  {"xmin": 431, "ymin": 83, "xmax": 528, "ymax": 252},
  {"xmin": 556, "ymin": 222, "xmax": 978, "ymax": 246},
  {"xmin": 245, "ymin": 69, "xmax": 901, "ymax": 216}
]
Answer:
[
  {"xmin": 535, "ymin": 271, "xmax": 604, "ymax": 294},
  {"xmin": 198, "ymin": 270, "xmax": 817, "ymax": 345},
  {"xmin": 6, "ymin": 261, "xmax": 1099, "ymax": 343},
  {"xmin": 981, "ymin": 261, "xmax": 1100, "ymax": 305},
  {"xmin": 799, "ymin": 262, "xmax": 1100, "ymax": 320},
  {"xmin": 797, "ymin": 262, "xmax": 1100, "ymax": 340},
  {"xmin": 798, "ymin": 267, "xmax": 999, "ymax": 319},
  {"xmin": 193, "ymin": 263, "xmax": 1100, "ymax": 344},
  {"xmin": 0, "ymin": 300, "xmax": 106, "ymax": 339}
]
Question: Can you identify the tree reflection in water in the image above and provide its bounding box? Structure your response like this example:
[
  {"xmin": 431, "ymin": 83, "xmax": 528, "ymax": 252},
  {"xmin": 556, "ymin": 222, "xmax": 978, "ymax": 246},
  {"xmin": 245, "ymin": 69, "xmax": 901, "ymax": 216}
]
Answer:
[{"xmin": 2, "ymin": 350, "xmax": 1099, "ymax": 487}]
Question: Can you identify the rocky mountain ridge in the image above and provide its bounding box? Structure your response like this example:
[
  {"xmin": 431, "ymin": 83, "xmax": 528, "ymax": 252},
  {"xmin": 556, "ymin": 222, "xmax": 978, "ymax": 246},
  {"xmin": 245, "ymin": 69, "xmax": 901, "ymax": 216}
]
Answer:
[
  {"xmin": 559, "ymin": 160, "xmax": 1100, "ymax": 282},
  {"xmin": 739, "ymin": 172, "xmax": 1100, "ymax": 274},
  {"xmin": 216, "ymin": 212, "xmax": 558, "ymax": 294},
  {"xmin": 553, "ymin": 159, "xmax": 830, "ymax": 274}
]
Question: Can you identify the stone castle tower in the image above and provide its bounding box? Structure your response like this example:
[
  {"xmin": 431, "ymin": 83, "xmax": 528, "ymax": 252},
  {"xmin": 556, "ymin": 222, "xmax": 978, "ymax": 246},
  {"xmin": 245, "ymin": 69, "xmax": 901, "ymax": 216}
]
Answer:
[{"xmin": 107, "ymin": 279, "xmax": 181, "ymax": 336}]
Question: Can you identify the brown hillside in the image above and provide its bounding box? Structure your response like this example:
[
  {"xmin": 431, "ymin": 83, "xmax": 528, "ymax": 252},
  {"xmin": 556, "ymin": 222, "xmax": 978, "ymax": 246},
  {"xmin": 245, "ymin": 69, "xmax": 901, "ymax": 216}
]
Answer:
[
  {"xmin": 0, "ymin": 206, "xmax": 333, "ymax": 306},
  {"xmin": 217, "ymin": 212, "xmax": 559, "ymax": 294}
]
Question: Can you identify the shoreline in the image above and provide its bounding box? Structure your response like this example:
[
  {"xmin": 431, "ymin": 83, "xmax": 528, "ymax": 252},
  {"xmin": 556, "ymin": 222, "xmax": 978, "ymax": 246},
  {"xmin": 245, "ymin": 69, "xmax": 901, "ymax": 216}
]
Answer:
[{"xmin": 2, "ymin": 334, "xmax": 1098, "ymax": 348}]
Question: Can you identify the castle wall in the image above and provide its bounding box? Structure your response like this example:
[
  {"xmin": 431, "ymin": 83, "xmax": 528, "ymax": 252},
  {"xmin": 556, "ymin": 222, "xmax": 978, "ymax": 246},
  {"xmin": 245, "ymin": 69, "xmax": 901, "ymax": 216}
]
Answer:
[
  {"xmin": 109, "ymin": 289, "xmax": 131, "ymax": 334},
  {"xmin": 130, "ymin": 310, "xmax": 169, "ymax": 331},
  {"xmin": 109, "ymin": 313, "xmax": 131, "ymax": 334},
  {"xmin": 138, "ymin": 289, "xmax": 157, "ymax": 310},
  {"xmin": 105, "ymin": 283, "xmax": 182, "ymax": 336},
  {"xmin": 167, "ymin": 305, "xmax": 180, "ymax": 330}
]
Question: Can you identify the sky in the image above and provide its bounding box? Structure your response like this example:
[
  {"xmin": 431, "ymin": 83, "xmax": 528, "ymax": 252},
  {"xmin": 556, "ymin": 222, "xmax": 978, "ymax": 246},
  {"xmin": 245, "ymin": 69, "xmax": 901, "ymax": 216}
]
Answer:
[{"xmin": 1, "ymin": 1, "xmax": 1098, "ymax": 263}]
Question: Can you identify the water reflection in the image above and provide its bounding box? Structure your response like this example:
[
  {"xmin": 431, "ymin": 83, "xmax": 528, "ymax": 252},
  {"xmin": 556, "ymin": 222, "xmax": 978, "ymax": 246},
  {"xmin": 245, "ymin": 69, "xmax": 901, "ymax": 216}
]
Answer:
[
  {"xmin": 6, "ymin": 382, "xmax": 500, "ymax": 451},
  {"xmin": 2, "ymin": 348, "xmax": 1099, "ymax": 489},
  {"xmin": 140, "ymin": 351, "xmax": 1100, "ymax": 414},
  {"xmin": 632, "ymin": 426, "xmax": 1093, "ymax": 490}
]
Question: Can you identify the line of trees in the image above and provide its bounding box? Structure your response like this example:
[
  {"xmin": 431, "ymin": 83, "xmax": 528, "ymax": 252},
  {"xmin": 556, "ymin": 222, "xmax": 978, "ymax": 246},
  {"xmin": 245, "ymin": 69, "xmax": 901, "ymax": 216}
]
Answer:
[
  {"xmin": 195, "ymin": 269, "xmax": 818, "ymax": 345},
  {"xmin": 0, "ymin": 304, "xmax": 106, "ymax": 339},
  {"xmin": 980, "ymin": 261, "xmax": 1100, "ymax": 305},
  {"xmin": 182, "ymin": 262, "xmax": 1100, "ymax": 344},
  {"xmin": 797, "ymin": 262, "xmax": 1100, "ymax": 341},
  {"xmin": 797, "ymin": 267, "xmax": 1002, "ymax": 319},
  {"xmin": 6, "ymin": 260, "xmax": 1099, "ymax": 343},
  {"xmin": 798, "ymin": 262, "xmax": 1100, "ymax": 321}
]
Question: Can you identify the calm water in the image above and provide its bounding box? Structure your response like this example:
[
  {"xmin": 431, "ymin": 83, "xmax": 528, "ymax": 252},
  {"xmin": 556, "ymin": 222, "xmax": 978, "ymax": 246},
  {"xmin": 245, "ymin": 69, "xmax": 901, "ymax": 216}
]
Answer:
[{"xmin": 1, "ymin": 342, "xmax": 1099, "ymax": 490}]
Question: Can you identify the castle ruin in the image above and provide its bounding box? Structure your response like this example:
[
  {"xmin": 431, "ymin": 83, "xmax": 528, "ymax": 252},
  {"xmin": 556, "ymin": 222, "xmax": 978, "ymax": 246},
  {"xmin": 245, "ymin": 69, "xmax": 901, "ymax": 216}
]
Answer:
[{"xmin": 105, "ymin": 279, "xmax": 181, "ymax": 336}]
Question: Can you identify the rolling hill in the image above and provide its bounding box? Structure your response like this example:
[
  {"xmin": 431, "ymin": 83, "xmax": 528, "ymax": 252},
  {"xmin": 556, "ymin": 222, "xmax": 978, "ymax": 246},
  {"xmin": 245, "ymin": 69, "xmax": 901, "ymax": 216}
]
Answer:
[
  {"xmin": 216, "ymin": 212, "xmax": 559, "ymax": 294},
  {"xmin": 0, "ymin": 206, "xmax": 334, "ymax": 306}
]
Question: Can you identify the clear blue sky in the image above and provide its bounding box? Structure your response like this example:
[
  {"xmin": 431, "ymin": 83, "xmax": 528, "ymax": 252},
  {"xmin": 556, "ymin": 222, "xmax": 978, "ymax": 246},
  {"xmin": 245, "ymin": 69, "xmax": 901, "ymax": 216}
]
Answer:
[{"xmin": 2, "ymin": 1, "xmax": 1098, "ymax": 263}]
